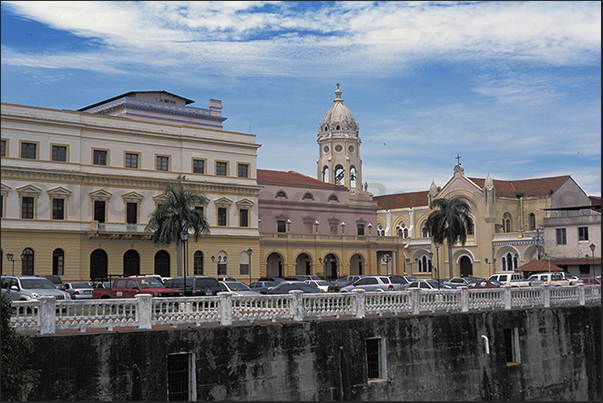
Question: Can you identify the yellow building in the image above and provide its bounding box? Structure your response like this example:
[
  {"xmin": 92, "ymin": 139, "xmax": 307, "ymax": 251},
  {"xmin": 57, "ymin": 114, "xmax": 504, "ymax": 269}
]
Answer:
[{"xmin": 1, "ymin": 91, "xmax": 261, "ymax": 281}]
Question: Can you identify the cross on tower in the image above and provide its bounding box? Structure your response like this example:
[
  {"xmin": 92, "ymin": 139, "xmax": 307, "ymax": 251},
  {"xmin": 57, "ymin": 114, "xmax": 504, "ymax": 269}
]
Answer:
[
  {"xmin": 455, "ymin": 154, "xmax": 462, "ymax": 165},
  {"xmin": 336, "ymin": 83, "xmax": 340, "ymax": 89}
]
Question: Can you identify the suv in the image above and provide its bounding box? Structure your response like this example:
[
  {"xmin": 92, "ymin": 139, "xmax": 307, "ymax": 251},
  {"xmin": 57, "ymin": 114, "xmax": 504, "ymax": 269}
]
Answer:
[
  {"xmin": 164, "ymin": 276, "xmax": 222, "ymax": 296},
  {"xmin": 527, "ymin": 272, "xmax": 571, "ymax": 286},
  {"xmin": 340, "ymin": 275, "xmax": 406, "ymax": 292},
  {"xmin": 1, "ymin": 275, "xmax": 71, "ymax": 301}
]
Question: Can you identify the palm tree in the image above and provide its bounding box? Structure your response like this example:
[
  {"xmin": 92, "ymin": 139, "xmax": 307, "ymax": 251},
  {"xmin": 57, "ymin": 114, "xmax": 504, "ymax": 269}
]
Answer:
[
  {"xmin": 424, "ymin": 197, "xmax": 472, "ymax": 278},
  {"xmin": 145, "ymin": 177, "xmax": 210, "ymax": 276}
]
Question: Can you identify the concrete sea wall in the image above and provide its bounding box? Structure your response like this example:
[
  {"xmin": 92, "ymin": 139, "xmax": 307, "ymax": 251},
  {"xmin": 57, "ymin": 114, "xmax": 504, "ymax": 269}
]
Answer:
[{"xmin": 26, "ymin": 305, "xmax": 600, "ymax": 401}]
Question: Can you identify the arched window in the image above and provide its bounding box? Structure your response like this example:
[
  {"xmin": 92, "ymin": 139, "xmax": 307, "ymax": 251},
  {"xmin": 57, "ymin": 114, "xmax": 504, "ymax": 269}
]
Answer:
[
  {"xmin": 322, "ymin": 166, "xmax": 329, "ymax": 182},
  {"xmin": 123, "ymin": 249, "xmax": 140, "ymax": 277},
  {"xmin": 90, "ymin": 249, "xmax": 108, "ymax": 281},
  {"xmin": 349, "ymin": 166, "xmax": 357, "ymax": 189},
  {"xmin": 422, "ymin": 224, "xmax": 430, "ymax": 238},
  {"xmin": 21, "ymin": 248, "xmax": 34, "ymax": 275},
  {"xmin": 503, "ymin": 213, "xmax": 512, "ymax": 233},
  {"xmin": 240, "ymin": 251, "xmax": 250, "ymax": 275},
  {"xmin": 276, "ymin": 190, "xmax": 287, "ymax": 198},
  {"xmin": 194, "ymin": 251, "xmax": 204, "ymax": 275},
  {"xmin": 377, "ymin": 224, "xmax": 385, "ymax": 236},
  {"xmin": 528, "ymin": 213, "xmax": 536, "ymax": 230},
  {"xmin": 302, "ymin": 192, "xmax": 314, "ymax": 200},
  {"xmin": 334, "ymin": 165, "xmax": 345, "ymax": 185},
  {"xmin": 417, "ymin": 254, "xmax": 433, "ymax": 273},
  {"xmin": 52, "ymin": 248, "xmax": 64, "ymax": 276},
  {"xmin": 501, "ymin": 252, "xmax": 518, "ymax": 271},
  {"xmin": 154, "ymin": 250, "xmax": 170, "ymax": 278},
  {"xmin": 328, "ymin": 194, "xmax": 339, "ymax": 202},
  {"xmin": 466, "ymin": 217, "xmax": 474, "ymax": 235},
  {"xmin": 397, "ymin": 223, "xmax": 408, "ymax": 238}
]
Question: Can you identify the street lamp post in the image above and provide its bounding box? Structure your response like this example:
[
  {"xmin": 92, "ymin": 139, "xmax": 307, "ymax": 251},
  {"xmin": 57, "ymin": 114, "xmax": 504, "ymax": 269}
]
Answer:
[
  {"xmin": 382, "ymin": 254, "xmax": 391, "ymax": 276},
  {"xmin": 246, "ymin": 248, "xmax": 253, "ymax": 285},
  {"xmin": 589, "ymin": 243, "xmax": 596, "ymax": 275},
  {"xmin": 435, "ymin": 244, "xmax": 440, "ymax": 288},
  {"xmin": 6, "ymin": 253, "xmax": 14, "ymax": 275},
  {"xmin": 180, "ymin": 231, "xmax": 189, "ymax": 296}
]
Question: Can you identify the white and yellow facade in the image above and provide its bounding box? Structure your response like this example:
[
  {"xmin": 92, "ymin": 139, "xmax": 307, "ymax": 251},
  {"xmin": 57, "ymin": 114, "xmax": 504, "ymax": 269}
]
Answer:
[{"xmin": 1, "ymin": 92, "xmax": 261, "ymax": 281}]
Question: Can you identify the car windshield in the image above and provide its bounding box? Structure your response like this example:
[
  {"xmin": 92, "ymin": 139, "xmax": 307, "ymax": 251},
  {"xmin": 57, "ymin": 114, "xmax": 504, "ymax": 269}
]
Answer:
[
  {"xmin": 137, "ymin": 278, "xmax": 165, "ymax": 288},
  {"xmin": 20, "ymin": 279, "xmax": 56, "ymax": 289},
  {"xmin": 225, "ymin": 282, "xmax": 252, "ymax": 291}
]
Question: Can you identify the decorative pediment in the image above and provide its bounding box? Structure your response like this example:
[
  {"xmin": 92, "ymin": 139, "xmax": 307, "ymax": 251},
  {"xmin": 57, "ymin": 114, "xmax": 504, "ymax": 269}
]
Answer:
[
  {"xmin": 89, "ymin": 189, "xmax": 113, "ymax": 200},
  {"xmin": 1, "ymin": 183, "xmax": 11, "ymax": 195},
  {"xmin": 16, "ymin": 184, "xmax": 43, "ymax": 195},
  {"xmin": 214, "ymin": 197, "xmax": 233, "ymax": 207},
  {"xmin": 153, "ymin": 193, "xmax": 169, "ymax": 204},
  {"xmin": 122, "ymin": 191, "xmax": 144, "ymax": 202},
  {"xmin": 47, "ymin": 186, "xmax": 72, "ymax": 197},
  {"xmin": 235, "ymin": 198, "xmax": 254, "ymax": 208}
]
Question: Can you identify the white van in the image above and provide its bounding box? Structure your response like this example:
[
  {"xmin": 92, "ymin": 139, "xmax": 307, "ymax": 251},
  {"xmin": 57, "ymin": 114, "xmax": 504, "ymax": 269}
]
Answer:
[
  {"xmin": 527, "ymin": 272, "xmax": 571, "ymax": 286},
  {"xmin": 488, "ymin": 272, "xmax": 535, "ymax": 287}
]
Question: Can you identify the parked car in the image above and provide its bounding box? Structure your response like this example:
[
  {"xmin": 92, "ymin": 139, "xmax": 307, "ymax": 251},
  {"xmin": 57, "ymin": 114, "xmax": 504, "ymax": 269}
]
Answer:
[
  {"xmin": 340, "ymin": 275, "xmax": 407, "ymax": 292},
  {"xmin": 560, "ymin": 272, "xmax": 582, "ymax": 285},
  {"xmin": 163, "ymin": 276, "xmax": 222, "ymax": 296},
  {"xmin": 249, "ymin": 280, "xmax": 278, "ymax": 293},
  {"xmin": 468, "ymin": 279, "xmax": 503, "ymax": 288},
  {"xmin": 527, "ymin": 272, "xmax": 571, "ymax": 286},
  {"xmin": 304, "ymin": 279, "xmax": 330, "ymax": 292},
  {"xmin": 579, "ymin": 277, "xmax": 601, "ymax": 285},
  {"xmin": 488, "ymin": 272, "xmax": 536, "ymax": 287},
  {"xmin": 328, "ymin": 279, "xmax": 353, "ymax": 292},
  {"xmin": 1, "ymin": 275, "xmax": 71, "ymax": 301},
  {"xmin": 257, "ymin": 277, "xmax": 287, "ymax": 284},
  {"xmin": 284, "ymin": 275, "xmax": 321, "ymax": 281},
  {"xmin": 64, "ymin": 282, "xmax": 95, "ymax": 299},
  {"xmin": 442, "ymin": 277, "xmax": 478, "ymax": 288},
  {"xmin": 346, "ymin": 275, "xmax": 366, "ymax": 283},
  {"xmin": 407, "ymin": 280, "xmax": 453, "ymax": 290},
  {"xmin": 219, "ymin": 281, "xmax": 258, "ymax": 296},
  {"xmin": 389, "ymin": 275, "xmax": 419, "ymax": 290},
  {"xmin": 43, "ymin": 275, "xmax": 65, "ymax": 290},
  {"xmin": 263, "ymin": 281, "xmax": 321, "ymax": 294},
  {"xmin": 216, "ymin": 276, "xmax": 238, "ymax": 282}
]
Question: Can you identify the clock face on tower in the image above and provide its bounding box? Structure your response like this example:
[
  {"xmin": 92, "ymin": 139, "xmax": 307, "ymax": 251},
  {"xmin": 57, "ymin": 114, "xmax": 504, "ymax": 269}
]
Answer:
[
  {"xmin": 335, "ymin": 144, "xmax": 343, "ymax": 152},
  {"xmin": 323, "ymin": 146, "xmax": 329, "ymax": 153},
  {"xmin": 348, "ymin": 145, "xmax": 354, "ymax": 153}
]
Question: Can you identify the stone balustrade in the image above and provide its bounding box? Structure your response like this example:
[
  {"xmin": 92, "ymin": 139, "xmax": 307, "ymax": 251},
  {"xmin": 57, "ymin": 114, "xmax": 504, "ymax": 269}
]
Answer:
[{"xmin": 8, "ymin": 284, "xmax": 600, "ymax": 335}]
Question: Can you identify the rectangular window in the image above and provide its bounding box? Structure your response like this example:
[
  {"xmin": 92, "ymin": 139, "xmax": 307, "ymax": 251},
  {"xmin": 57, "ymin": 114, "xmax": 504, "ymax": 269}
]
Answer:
[
  {"xmin": 357, "ymin": 223, "xmax": 365, "ymax": 236},
  {"xmin": 237, "ymin": 163, "xmax": 249, "ymax": 178},
  {"xmin": 94, "ymin": 200, "xmax": 106, "ymax": 223},
  {"xmin": 556, "ymin": 228, "xmax": 567, "ymax": 245},
  {"xmin": 21, "ymin": 142, "xmax": 37, "ymax": 159},
  {"xmin": 193, "ymin": 159, "xmax": 205, "ymax": 174},
  {"xmin": 239, "ymin": 209, "xmax": 249, "ymax": 227},
  {"xmin": 21, "ymin": 196, "xmax": 34, "ymax": 219},
  {"xmin": 168, "ymin": 353, "xmax": 195, "ymax": 401},
  {"xmin": 194, "ymin": 205, "xmax": 204, "ymax": 217},
  {"xmin": 578, "ymin": 227, "xmax": 589, "ymax": 241},
  {"xmin": 366, "ymin": 338, "xmax": 386, "ymax": 380},
  {"xmin": 216, "ymin": 161, "xmax": 228, "ymax": 176},
  {"xmin": 240, "ymin": 263, "xmax": 249, "ymax": 275},
  {"xmin": 217, "ymin": 207, "xmax": 227, "ymax": 226},
  {"xmin": 156, "ymin": 155, "xmax": 169, "ymax": 171},
  {"xmin": 52, "ymin": 198, "xmax": 65, "ymax": 220},
  {"xmin": 52, "ymin": 145, "xmax": 67, "ymax": 162},
  {"xmin": 1, "ymin": 140, "xmax": 7, "ymax": 157},
  {"xmin": 93, "ymin": 149, "xmax": 107, "ymax": 165},
  {"xmin": 504, "ymin": 328, "xmax": 521, "ymax": 365},
  {"xmin": 277, "ymin": 220, "xmax": 287, "ymax": 233},
  {"xmin": 125, "ymin": 153, "xmax": 139, "ymax": 168},
  {"xmin": 126, "ymin": 202, "xmax": 137, "ymax": 224}
]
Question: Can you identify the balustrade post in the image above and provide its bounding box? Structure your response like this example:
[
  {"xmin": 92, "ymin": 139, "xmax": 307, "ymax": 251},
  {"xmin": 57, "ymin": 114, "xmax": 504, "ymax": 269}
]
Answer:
[
  {"xmin": 290, "ymin": 290, "xmax": 303, "ymax": 321},
  {"xmin": 352, "ymin": 289, "xmax": 366, "ymax": 318},
  {"xmin": 578, "ymin": 283, "xmax": 585, "ymax": 306},
  {"xmin": 503, "ymin": 285, "xmax": 511, "ymax": 310},
  {"xmin": 135, "ymin": 294, "xmax": 152, "ymax": 330},
  {"xmin": 411, "ymin": 288, "xmax": 420, "ymax": 315},
  {"xmin": 460, "ymin": 287, "xmax": 469, "ymax": 312},
  {"xmin": 39, "ymin": 296, "xmax": 56, "ymax": 335},
  {"xmin": 219, "ymin": 292, "xmax": 233, "ymax": 326},
  {"xmin": 542, "ymin": 284, "xmax": 550, "ymax": 308}
]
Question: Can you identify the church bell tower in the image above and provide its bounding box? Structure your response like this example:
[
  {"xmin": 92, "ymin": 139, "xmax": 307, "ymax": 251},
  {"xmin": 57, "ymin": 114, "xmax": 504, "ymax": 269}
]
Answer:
[{"xmin": 316, "ymin": 84, "xmax": 362, "ymax": 191}]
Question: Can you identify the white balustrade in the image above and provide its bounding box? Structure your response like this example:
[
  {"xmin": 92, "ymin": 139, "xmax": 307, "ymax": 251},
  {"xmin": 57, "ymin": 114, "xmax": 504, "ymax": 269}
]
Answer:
[{"xmin": 7, "ymin": 284, "xmax": 600, "ymax": 335}]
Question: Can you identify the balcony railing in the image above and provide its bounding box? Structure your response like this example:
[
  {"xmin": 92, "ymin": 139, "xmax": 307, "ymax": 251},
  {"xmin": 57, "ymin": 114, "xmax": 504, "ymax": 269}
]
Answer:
[{"xmin": 9, "ymin": 284, "xmax": 600, "ymax": 335}]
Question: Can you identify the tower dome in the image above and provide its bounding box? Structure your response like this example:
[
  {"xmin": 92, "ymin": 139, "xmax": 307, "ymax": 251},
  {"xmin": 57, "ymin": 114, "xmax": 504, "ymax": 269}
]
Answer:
[{"xmin": 319, "ymin": 83, "xmax": 359, "ymax": 137}]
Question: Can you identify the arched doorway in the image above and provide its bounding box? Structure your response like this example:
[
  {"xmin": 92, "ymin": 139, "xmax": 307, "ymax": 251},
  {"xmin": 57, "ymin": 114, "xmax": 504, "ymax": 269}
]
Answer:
[
  {"xmin": 321, "ymin": 253, "xmax": 339, "ymax": 280},
  {"xmin": 123, "ymin": 249, "xmax": 140, "ymax": 277},
  {"xmin": 349, "ymin": 253, "xmax": 364, "ymax": 276},
  {"xmin": 154, "ymin": 250, "xmax": 170, "ymax": 278},
  {"xmin": 266, "ymin": 252, "xmax": 284, "ymax": 278},
  {"xmin": 90, "ymin": 249, "xmax": 108, "ymax": 281},
  {"xmin": 295, "ymin": 253, "xmax": 311, "ymax": 275},
  {"xmin": 21, "ymin": 248, "xmax": 34, "ymax": 275},
  {"xmin": 460, "ymin": 256, "xmax": 473, "ymax": 277}
]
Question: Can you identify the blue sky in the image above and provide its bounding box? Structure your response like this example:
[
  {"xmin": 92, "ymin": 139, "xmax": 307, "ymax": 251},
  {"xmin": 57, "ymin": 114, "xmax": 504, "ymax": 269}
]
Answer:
[{"xmin": 1, "ymin": 1, "xmax": 600, "ymax": 197}]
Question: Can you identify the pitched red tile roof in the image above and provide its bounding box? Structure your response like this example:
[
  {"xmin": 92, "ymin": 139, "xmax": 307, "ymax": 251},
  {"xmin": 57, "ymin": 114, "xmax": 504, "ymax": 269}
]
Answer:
[
  {"xmin": 373, "ymin": 191, "xmax": 430, "ymax": 210},
  {"xmin": 257, "ymin": 169, "xmax": 346, "ymax": 190},
  {"xmin": 517, "ymin": 260, "xmax": 563, "ymax": 272},
  {"xmin": 468, "ymin": 175, "xmax": 571, "ymax": 198}
]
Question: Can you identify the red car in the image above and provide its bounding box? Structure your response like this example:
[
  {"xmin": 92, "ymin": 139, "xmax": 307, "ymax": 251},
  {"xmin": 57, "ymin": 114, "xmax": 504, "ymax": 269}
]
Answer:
[
  {"xmin": 327, "ymin": 279, "xmax": 353, "ymax": 292},
  {"xmin": 579, "ymin": 277, "xmax": 601, "ymax": 285},
  {"xmin": 468, "ymin": 279, "xmax": 503, "ymax": 289}
]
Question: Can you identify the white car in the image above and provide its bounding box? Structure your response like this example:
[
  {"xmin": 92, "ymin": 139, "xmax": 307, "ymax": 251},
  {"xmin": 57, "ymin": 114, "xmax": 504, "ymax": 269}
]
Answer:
[
  {"xmin": 219, "ymin": 280, "xmax": 259, "ymax": 296},
  {"xmin": 304, "ymin": 279, "xmax": 330, "ymax": 292}
]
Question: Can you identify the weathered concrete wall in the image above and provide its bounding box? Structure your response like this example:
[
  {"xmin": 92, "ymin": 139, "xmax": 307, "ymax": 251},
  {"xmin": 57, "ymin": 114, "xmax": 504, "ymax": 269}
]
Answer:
[{"xmin": 25, "ymin": 305, "xmax": 600, "ymax": 401}]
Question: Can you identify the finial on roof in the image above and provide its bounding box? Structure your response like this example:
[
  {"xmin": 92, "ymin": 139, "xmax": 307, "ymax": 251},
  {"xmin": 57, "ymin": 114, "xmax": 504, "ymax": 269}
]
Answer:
[
  {"xmin": 429, "ymin": 180, "xmax": 439, "ymax": 196},
  {"xmin": 334, "ymin": 83, "xmax": 342, "ymax": 103},
  {"xmin": 485, "ymin": 173, "xmax": 494, "ymax": 190}
]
